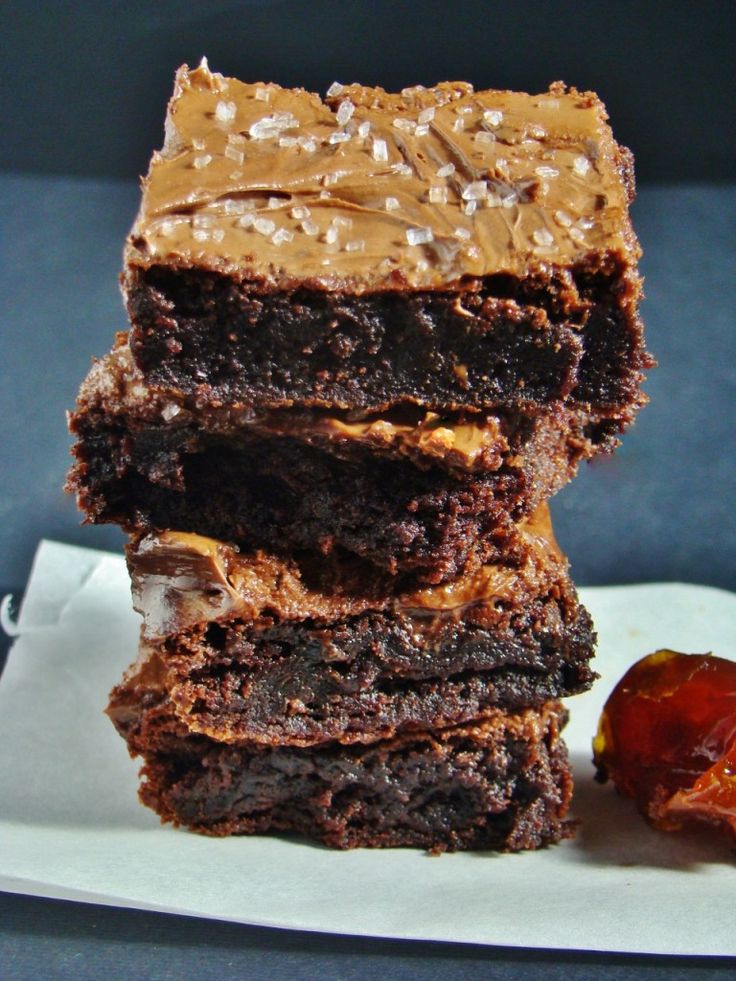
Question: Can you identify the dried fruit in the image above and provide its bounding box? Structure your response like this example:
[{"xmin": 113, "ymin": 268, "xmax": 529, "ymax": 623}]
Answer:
[{"xmin": 593, "ymin": 649, "xmax": 736, "ymax": 838}]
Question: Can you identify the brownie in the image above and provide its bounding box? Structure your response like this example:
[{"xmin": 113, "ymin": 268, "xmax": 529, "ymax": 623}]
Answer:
[
  {"xmin": 123, "ymin": 63, "xmax": 651, "ymax": 418},
  {"xmin": 113, "ymin": 505, "xmax": 596, "ymax": 748},
  {"xmin": 67, "ymin": 339, "xmax": 621, "ymax": 582},
  {"xmin": 108, "ymin": 685, "xmax": 574, "ymax": 851}
]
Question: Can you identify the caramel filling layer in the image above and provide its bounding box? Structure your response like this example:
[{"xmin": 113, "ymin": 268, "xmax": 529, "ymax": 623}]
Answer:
[
  {"xmin": 129, "ymin": 505, "xmax": 563, "ymax": 639},
  {"xmin": 81, "ymin": 342, "xmax": 511, "ymax": 471}
]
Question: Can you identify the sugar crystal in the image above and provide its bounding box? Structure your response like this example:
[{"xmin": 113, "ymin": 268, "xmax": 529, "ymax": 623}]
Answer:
[
  {"xmin": 372, "ymin": 138, "xmax": 388, "ymax": 162},
  {"xmin": 249, "ymin": 113, "xmax": 299, "ymax": 140},
  {"xmin": 161, "ymin": 403, "xmax": 181, "ymax": 422},
  {"xmin": 461, "ymin": 181, "xmax": 487, "ymax": 201},
  {"xmin": 271, "ymin": 228, "xmax": 294, "ymax": 245},
  {"xmin": 254, "ymin": 217, "xmax": 276, "ymax": 235},
  {"xmin": 406, "ymin": 226, "xmax": 434, "ymax": 246},
  {"xmin": 215, "ymin": 100, "xmax": 237, "ymax": 124},
  {"xmin": 191, "ymin": 214, "xmax": 214, "ymax": 229},
  {"xmin": 436, "ymin": 163, "xmax": 455, "ymax": 178},
  {"xmin": 224, "ymin": 145, "xmax": 244, "ymax": 164},
  {"xmin": 483, "ymin": 109, "xmax": 503, "ymax": 127},
  {"xmin": 336, "ymin": 100, "xmax": 355, "ymax": 126},
  {"xmin": 532, "ymin": 227, "xmax": 554, "ymax": 247}
]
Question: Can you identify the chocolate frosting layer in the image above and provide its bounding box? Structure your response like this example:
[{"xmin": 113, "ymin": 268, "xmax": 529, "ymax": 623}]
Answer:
[
  {"xmin": 126, "ymin": 61, "xmax": 639, "ymax": 290},
  {"xmin": 128, "ymin": 505, "xmax": 564, "ymax": 639}
]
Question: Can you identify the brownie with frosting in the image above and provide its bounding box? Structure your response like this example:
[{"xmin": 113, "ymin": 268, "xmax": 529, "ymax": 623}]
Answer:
[{"xmin": 123, "ymin": 62, "xmax": 651, "ymax": 426}]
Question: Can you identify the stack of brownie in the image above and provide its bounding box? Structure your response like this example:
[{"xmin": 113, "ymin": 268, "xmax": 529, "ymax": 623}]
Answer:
[{"xmin": 68, "ymin": 62, "xmax": 650, "ymax": 851}]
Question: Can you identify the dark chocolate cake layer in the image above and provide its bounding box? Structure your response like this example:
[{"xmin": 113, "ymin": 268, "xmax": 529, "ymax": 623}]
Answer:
[
  {"xmin": 114, "ymin": 506, "xmax": 596, "ymax": 747},
  {"xmin": 68, "ymin": 340, "xmax": 620, "ymax": 582},
  {"xmin": 124, "ymin": 65, "xmax": 651, "ymax": 414},
  {"xmin": 109, "ymin": 689, "xmax": 574, "ymax": 851},
  {"xmin": 127, "ymin": 263, "xmax": 648, "ymax": 416}
]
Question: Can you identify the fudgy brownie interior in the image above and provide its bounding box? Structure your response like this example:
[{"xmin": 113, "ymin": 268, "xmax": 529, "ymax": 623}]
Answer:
[
  {"xmin": 68, "ymin": 341, "xmax": 623, "ymax": 582},
  {"xmin": 115, "ymin": 504, "xmax": 596, "ymax": 747},
  {"xmin": 109, "ymin": 688, "xmax": 574, "ymax": 852}
]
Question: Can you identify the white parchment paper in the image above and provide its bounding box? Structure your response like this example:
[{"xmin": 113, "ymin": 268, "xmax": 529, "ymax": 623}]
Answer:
[{"xmin": 1, "ymin": 540, "xmax": 734, "ymax": 955}]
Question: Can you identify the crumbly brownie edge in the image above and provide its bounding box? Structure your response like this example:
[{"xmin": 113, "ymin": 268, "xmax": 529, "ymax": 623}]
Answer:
[{"xmin": 119, "ymin": 695, "xmax": 574, "ymax": 851}]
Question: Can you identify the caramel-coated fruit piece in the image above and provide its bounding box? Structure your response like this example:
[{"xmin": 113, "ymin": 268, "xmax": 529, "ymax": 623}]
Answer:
[{"xmin": 593, "ymin": 649, "xmax": 736, "ymax": 839}]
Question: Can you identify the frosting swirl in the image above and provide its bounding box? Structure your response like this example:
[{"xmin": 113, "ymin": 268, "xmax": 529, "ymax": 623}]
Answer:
[{"xmin": 127, "ymin": 61, "xmax": 638, "ymax": 291}]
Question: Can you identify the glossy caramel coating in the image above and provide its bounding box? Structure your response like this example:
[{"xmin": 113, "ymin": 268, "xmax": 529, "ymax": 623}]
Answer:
[{"xmin": 594, "ymin": 649, "xmax": 736, "ymax": 840}]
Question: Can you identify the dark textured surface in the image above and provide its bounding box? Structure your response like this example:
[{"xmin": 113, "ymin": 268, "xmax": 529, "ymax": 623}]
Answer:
[
  {"xmin": 111, "ymin": 695, "xmax": 573, "ymax": 850},
  {"xmin": 69, "ymin": 395, "xmax": 616, "ymax": 581},
  {"xmin": 1, "ymin": 175, "xmax": 735, "ymax": 974},
  {"xmin": 3, "ymin": 894, "xmax": 734, "ymax": 981},
  {"xmin": 126, "ymin": 264, "xmax": 648, "ymax": 414},
  {"xmin": 111, "ymin": 594, "xmax": 594, "ymax": 747}
]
